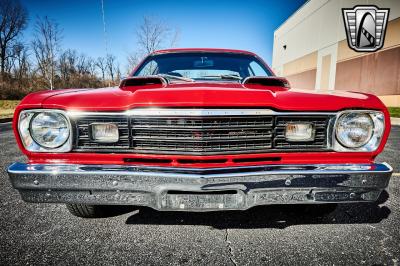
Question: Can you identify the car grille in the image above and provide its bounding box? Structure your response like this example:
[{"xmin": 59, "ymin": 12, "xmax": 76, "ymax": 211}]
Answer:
[
  {"xmin": 74, "ymin": 115, "xmax": 130, "ymax": 151},
  {"xmin": 71, "ymin": 110, "xmax": 333, "ymax": 155},
  {"xmin": 274, "ymin": 116, "xmax": 329, "ymax": 149},
  {"xmin": 131, "ymin": 116, "xmax": 274, "ymax": 154}
]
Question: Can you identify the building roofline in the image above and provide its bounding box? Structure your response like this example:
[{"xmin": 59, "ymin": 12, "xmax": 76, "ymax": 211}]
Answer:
[{"xmin": 274, "ymin": 0, "xmax": 311, "ymax": 33}]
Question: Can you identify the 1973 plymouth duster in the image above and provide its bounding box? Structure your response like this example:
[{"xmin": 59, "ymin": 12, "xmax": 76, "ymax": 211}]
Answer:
[{"xmin": 7, "ymin": 48, "xmax": 393, "ymax": 218}]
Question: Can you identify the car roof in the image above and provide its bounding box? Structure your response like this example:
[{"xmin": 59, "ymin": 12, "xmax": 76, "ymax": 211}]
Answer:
[{"xmin": 152, "ymin": 48, "xmax": 257, "ymax": 56}]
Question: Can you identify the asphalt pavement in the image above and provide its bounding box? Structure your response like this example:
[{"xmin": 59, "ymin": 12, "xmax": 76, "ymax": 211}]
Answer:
[{"xmin": 0, "ymin": 122, "xmax": 399, "ymax": 265}]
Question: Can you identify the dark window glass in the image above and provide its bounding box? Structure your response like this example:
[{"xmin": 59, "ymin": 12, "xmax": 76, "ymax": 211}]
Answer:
[{"xmin": 133, "ymin": 52, "xmax": 272, "ymax": 82}]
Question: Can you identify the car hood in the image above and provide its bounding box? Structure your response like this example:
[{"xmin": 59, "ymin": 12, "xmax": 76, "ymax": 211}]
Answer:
[{"xmin": 21, "ymin": 83, "xmax": 385, "ymax": 112}]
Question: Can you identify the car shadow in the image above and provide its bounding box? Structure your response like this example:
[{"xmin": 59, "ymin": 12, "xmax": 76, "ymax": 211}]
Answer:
[{"xmin": 114, "ymin": 191, "xmax": 391, "ymax": 229}]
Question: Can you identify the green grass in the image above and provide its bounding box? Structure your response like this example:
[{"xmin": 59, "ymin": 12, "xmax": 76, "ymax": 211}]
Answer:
[
  {"xmin": 0, "ymin": 100, "xmax": 20, "ymax": 119},
  {"xmin": 388, "ymin": 107, "xmax": 400, "ymax": 118}
]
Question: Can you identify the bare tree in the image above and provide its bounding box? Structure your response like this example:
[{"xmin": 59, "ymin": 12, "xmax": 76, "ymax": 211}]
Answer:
[
  {"xmin": 136, "ymin": 16, "xmax": 179, "ymax": 54},
  {"xmin": 12, "ymin": 42, "xmax": 30, "ymax": 80},
  {"xmin": 76, "ymin": 54, "xmax": 89, "ymax": 75},
  {"xmin": 95, "ymin": 56, "xmax": 106, "ymax": 81},
  {"xmin": 126, "ymin": 16, "xmax": 179, "ymax": 75},
  {"xmin": 105, "ymin": 54, "xmax": 116, "ymax": 81},
  {"xmin": 126, "ymin": 51, "xmax": 141, "ymax": 75},
  {"xmin": 86, "ymin": 57, "xmax": 97, "ymax": 77},
  {"xmin": 31, "ymin": 16, "xmax": 62, "ymax": 90},
  {"xmin": 0, "ymin": 0, "xmax": 28, "ymax": 78},
  {"xmin": 115, "ymin": 62, "xmax": 121, "ymax": 81},
  {"xmin": 56, "ymin": 49, "xmax": 103, "ymax": 88},
  {"xmin": 58, "ymin": 49, "xmax": 77, "ymax": 82}
]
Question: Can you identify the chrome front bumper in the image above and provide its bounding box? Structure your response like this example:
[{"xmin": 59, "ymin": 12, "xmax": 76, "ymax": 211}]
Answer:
[{"xmin": 7, "ymin": 162, "xmax": 393, "ymax": 211}]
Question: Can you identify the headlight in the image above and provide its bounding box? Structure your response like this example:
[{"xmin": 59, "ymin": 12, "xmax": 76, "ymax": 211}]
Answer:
[
  {"xmin": 30, "ymin": 112, "xmax": 70, "ymax": 148},
  {"xmin": 90, "ymin": 123, "xmax": 119, "ymax": 143},
  {"xmin": 336, "ymin": 113, "xmax": 373, "ymax": 148},
  {"xmin": 334, "ymin": 111, "xmax": 384, "ymax": 151},
  {"xmin": 285, "ymin": 123, "xmax": 315, "ymax": 142},
  {"xmin": 18, "ymin": 110, "xmax": 72, "ymax": 152}
]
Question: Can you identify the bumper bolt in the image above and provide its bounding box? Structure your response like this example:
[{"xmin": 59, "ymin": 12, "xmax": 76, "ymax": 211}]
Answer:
[
  {"xmin": 285, "ymin": 179, "xmax": 291, "ymax": 186},
  {"xmin": 362, "ymin": 179, "xmax": 367, "ymax": 185},
  {"xmin": 33, "ymin": 180, "xmax": 39, "ymax": 185},
  {"xmin": 112, "ymin": 181, "xmax": 118, "ymax": 186},
  {"xmin": 350, "ymin": 192, "xmax": 356, "ymax": 199}
]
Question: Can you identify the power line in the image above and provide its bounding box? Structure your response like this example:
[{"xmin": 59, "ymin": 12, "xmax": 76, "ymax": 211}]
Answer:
[
  {"xmin": 100, "ymin": 0, "xmax": 112, "ymax": 86},
  {"xmin": 100, "ymin": 0, "xmax": 109, "ymax": 56}
]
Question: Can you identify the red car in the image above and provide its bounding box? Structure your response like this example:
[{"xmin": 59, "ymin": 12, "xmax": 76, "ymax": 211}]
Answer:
[{"xmin": 8, "ymin": 48, "xmax": 393, "ymax": 218}]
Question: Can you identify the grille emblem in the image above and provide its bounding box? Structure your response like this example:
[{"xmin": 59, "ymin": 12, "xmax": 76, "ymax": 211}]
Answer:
[
  {"xmin": 193, "ymin": 131, "xmax": 202, "ymax": 139},
  {"xmin": 342, "ymin": 5, "xmax": 389, "ymax": 52}
]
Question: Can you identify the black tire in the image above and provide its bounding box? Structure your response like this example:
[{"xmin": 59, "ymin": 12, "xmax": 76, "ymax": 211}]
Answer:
[{"xmin": 66, "ymin": 203, "xmax": 106, "ymax": 218}]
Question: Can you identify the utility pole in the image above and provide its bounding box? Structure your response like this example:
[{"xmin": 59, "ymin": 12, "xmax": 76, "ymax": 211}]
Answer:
[{"xmin": 100, "ymin": 0, "xmax": 111, "ymax": 86}]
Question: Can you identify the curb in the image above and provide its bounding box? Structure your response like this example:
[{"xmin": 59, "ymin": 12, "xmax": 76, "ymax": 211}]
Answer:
[{"xmin": 391, "ymin": 117, "xmax": 400, "ymax": 126}]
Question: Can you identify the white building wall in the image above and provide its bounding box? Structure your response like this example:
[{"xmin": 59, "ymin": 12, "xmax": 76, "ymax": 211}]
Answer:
[{"xmin": 272, "ymin": 0, "xmax": 400, "ymax": 89}]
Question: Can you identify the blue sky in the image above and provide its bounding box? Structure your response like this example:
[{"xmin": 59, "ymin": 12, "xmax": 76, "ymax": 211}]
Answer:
[{"xmin": 20, "ymin": 0, "xmax": 306, "ymax": 70}]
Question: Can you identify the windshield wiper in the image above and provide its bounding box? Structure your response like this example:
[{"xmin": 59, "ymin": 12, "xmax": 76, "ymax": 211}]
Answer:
[
  {"xmin": 157, "ymin": 74, "xmax": 194, "ymax": 82},
  {"xmin": 199, "ymin": 74, "xmax": 243, "ymax": 80}
]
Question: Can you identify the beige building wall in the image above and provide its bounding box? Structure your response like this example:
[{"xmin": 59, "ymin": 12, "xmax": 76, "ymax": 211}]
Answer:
[
  {"xmin": 272, "ymin": 0, "xmax": 400, "ymax": 107},
  {"xmin": 320, "ymin": 55, "xmax": 331, "ymax": 90}
]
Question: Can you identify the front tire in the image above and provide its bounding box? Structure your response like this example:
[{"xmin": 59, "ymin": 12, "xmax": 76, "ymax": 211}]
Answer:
[{"xmin": 66, "ymin": 203, "xmax": 106, "ymax": 218}]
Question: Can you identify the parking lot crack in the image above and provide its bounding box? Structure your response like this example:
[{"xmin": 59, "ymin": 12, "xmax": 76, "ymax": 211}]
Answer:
[{"xmin": 225, "ymin": 228, "xmax": 238, "ymax": 266}]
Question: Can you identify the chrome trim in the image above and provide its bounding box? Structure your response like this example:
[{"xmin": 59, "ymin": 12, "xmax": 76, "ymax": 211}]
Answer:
[
  {"xmin": 67, "ymin": 108, "xmax": 337, "ymax": 153},
  {"xmin": 20, "ymin": 108, "xmax": 386, "ymax": 155},
  {"xmin": 68, "ymin": 108, "xmax": 338, "ymax": 117},
  {"xmin": 8, "ymin": 162, "xmax": 393, "ymax": 178},
  {"xmin": 18, "ymin": 109, "xmax": 73, "ymax": 153},
  {"xmin": 332, "ymin": 110, "xmax": 385, "ymax": 152},
  {"xmin": 7, "ymin": 162, "xmax": 393, "ymax": 210},
  {"xmin": 127, "ymin": 108, "xmax": 276, "ymax": 116}
]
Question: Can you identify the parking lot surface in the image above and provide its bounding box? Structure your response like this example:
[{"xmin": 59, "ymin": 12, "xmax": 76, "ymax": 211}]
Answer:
[{"xmin": 0, "ymin": 123, "xmax": 399, "ymax": 265}]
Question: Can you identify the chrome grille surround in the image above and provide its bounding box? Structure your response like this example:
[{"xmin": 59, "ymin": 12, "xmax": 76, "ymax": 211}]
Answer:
[
  {"xmin": 69, "ymin": 109, "xmax": 336, "ymax": 155},
  {"xmin": 73, "ymin": 114, "xmax": 130, "ymax": 151}
]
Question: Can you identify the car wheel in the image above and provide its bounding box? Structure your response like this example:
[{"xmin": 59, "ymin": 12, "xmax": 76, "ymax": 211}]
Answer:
[{"xmin": 66, "ymin": 203, "xmax": 106, "ymax": 218}]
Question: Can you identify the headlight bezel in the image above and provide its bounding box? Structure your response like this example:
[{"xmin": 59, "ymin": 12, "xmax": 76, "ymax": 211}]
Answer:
[
  {"xmin": 16, "ymin": 108, "xmax": 386, "ymax": 153},
  {"xmin": 332, "ymin": 110, "xmax": 385, "ymax": 152},
  {"xmin": 18, "ymin": 109, "xmax": 73, "ymax": 152}
]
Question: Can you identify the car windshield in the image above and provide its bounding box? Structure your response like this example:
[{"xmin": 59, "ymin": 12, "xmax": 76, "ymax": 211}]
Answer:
[{"xmin": 133, "ymin": 52, "xmax": 272, "ymax": 82}]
